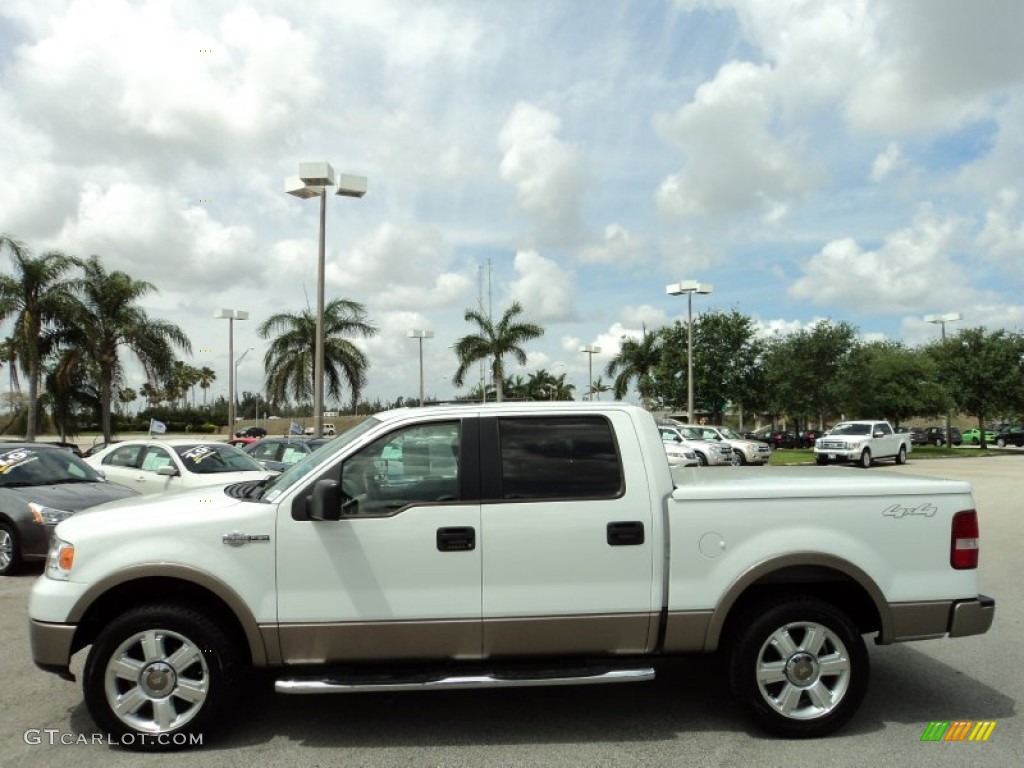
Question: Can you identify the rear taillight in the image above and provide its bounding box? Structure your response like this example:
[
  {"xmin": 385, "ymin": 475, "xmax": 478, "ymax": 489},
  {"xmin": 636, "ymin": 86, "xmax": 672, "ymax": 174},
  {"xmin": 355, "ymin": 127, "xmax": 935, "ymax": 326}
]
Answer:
[{"xmin": 951, "ymin": 510, "xmax": 979, "ymax": 569}]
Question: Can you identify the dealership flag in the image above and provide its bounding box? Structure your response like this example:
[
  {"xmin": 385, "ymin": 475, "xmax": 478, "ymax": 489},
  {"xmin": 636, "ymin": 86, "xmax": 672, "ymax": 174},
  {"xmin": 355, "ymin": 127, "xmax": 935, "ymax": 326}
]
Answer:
[{"xmin": 149, "ymin": 418, "xmax": 167, "ymax": 435}]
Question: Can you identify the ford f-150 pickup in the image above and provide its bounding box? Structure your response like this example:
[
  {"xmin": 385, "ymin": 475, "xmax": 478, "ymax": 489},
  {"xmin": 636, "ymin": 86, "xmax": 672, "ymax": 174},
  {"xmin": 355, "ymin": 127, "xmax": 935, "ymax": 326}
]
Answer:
[
  {"xmin": 28, "ymin": 402, "xmax": 994, "ymax": 749},
  {"xmin": 814, "ymin": 420, "xmax": 913, "ymax": 468}
]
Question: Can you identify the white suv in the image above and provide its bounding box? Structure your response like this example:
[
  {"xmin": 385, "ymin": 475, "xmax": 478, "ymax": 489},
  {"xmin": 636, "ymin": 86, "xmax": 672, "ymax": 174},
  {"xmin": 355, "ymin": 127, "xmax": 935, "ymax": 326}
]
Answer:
[
  {"xmin": 658, "ymin": 425, "xmax": 733, "ymax": 466},
  {"xmin": 691, "ymin": 425, "xmax": 772, "ymax": 466},
  {"xmin": 304, "ymin": 423, "xmax": 337, "ymax": 436}
]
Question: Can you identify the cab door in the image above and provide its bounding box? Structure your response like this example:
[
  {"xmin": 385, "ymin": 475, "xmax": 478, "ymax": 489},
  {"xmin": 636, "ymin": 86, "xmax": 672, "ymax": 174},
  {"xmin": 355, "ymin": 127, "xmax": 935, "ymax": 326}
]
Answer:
[
  {"xmin": 478, "ymin": 413, "xmax": 657, "ymax": 657},
  {"xmin": 275, "ymin": 417, "xmax": 483, "ymax": 664}
]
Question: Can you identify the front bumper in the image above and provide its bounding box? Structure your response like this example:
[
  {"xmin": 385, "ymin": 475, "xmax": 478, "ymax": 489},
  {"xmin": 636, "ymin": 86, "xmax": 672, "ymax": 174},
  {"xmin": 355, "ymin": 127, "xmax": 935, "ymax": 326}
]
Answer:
[{"xmin": 29, "ymin": 620, "xmax": 77, "ymax": 681}]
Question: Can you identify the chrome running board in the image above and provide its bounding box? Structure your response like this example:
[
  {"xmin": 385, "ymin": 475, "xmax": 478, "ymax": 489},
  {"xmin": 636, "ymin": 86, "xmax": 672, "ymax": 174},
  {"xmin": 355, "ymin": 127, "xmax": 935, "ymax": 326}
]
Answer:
[{"xmin": 275, "ymin": 667, "xmax": 655, "ymax": 694}]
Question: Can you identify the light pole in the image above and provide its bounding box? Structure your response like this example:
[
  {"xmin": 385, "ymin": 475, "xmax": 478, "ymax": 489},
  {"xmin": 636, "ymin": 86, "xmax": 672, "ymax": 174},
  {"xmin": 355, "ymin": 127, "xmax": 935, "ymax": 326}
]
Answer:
[
  {"xmin": 234, "ymin": 347, "xmax": 254, "ymax": 419},
  {"xmin": 407, "ymin": 330, "xmax": 434, "ymax": 406},
  {"xmin": 286, "ymin": 162, "xmax": 367, "ymax": 438},
  {"xmin": 579, "ymin": 345, "xmax": 601, "ymax": 401},
  {"xmin": 214, "ymin": 309, "xmax": 248, "ymax": 432},
  {"xmin": 925, "ymin": 312, "xmax": 962, "ymax": 447},
  {"xmin": 666, "ymin": 280, "xmax": 714, "ymax": 422}
]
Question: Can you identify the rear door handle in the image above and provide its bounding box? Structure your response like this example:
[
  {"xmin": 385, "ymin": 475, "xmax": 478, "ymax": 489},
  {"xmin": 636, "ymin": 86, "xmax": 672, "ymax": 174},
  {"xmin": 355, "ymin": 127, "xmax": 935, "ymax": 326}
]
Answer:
[
  {"xmin": 607, "ymin": 521, "xmax": 645, "ymax": 546},
  {"xmin": 437, "ymin": 526, "xmax": 476, "ymax": 552}
]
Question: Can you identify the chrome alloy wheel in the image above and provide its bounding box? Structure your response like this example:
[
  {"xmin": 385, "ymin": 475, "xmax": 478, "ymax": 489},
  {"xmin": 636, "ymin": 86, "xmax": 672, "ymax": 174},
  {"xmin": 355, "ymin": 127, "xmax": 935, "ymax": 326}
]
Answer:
[
  {"xmin": 0, "ymin": 527, "xmax": 13, "ymax": 572},
  {"xmin": 104, "ymin": 628, "xmax": 210, "ymax": 733},
  {"xmin": 754, "ymin": 621, "xmax": 852, "ymax": 720}
]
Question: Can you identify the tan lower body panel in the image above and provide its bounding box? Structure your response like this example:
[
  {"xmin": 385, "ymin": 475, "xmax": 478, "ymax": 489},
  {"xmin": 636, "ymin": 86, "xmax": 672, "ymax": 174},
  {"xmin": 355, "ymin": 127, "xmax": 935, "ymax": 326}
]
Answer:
[
  {"xmin": 887, "ymin": 600, "xmax": 953, "ymax": 641},
  {"xmin": 660, "ymin": 611, "xmax": 714, "ymax": 653},
  {"xmin": 273, "ymin": 613, "xmax": 655, "ymax": 665}
]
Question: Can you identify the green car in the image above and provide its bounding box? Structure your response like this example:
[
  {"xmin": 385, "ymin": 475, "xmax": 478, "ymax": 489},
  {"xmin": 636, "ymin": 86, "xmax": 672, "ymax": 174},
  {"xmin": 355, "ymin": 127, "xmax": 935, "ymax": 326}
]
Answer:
[{"xmin": 961, "ymin": 428, "xmax": 996, "ymax": 445}]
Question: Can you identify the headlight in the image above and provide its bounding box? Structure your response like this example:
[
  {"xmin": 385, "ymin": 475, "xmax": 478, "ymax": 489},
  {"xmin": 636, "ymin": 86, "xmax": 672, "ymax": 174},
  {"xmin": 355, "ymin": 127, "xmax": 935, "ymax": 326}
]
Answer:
[
  {"xmin": 29, "ymin": 502, "xmax": 75, "ymax": 525},
  {"xmin": 45, "ymin": 537, "xmax": 75, "ymax": 580}
]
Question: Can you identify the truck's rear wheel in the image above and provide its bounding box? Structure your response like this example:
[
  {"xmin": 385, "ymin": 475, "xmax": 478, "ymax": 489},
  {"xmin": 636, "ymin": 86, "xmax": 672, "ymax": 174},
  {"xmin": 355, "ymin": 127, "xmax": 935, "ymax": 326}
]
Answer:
[
  {"xmin": 83, "ymin": 604, "xmax": 240, "ymax": 750},
  {"xmin": 727, "ymin": 595, "xmax": 868, "ymax": 738}
]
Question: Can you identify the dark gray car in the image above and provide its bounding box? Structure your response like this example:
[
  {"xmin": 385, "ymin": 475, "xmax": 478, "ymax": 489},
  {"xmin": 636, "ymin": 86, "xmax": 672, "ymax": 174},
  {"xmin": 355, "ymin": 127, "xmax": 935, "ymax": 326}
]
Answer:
[{"xmin": 0, "ymin": 443, "xmax": 138, "ymax": 576}]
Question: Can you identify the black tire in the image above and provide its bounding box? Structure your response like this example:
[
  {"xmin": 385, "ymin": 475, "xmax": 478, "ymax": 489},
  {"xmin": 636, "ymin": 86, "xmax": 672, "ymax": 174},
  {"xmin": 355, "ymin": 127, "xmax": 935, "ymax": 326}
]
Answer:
[
  {"xmin": 0, "ymin": 522, "xmax": 21, "ymax": 576},
  {"xmin": 726, "ymin": 594, "xmax": 869, "ymax": 738},
  {"xmin": 895, "ymin": 446, "xmax": 907, "ymax": 465},
  {"xmin": 83, "ymin": 604, "xmax": 241, "ymax": 750},
  {"xmin": 996, "ymin": 438, "xmax": 1006, "ymax": 448},
  {"xmin": 734, "ymin": 451, "xmax": 747, "ymax": 466},
  {"xmin": 815, "ymin": 456, "xmax": 828, "ymax": 466},
  {"xmin": 858, "ymin": 449, "xmax": 872, "ymax": 469},
  {"xmin": 971, "ymin": 438, "xmax": 979, "ymax": 445},
  {"xmin": 695, "ymin": 452, "xmax": 708, "ymax": 467}
]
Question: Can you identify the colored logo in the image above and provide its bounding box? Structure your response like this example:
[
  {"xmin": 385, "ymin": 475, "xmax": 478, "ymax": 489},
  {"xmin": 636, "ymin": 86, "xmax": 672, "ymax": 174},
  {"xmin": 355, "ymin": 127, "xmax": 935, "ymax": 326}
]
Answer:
[{"xmin": 920, "ymin": 721, "xmax": 996, "ymax": 742}]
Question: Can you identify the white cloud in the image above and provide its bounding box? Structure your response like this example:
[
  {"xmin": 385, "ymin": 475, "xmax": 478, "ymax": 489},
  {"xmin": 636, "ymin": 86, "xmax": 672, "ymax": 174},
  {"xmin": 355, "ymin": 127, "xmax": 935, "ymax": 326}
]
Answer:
[
  {"xmin": 870, "ymin": 142, "xmax": 905, "ymax": 182},
  {"xmin": 508, "ymin": 249, "xmax": 577, "ymax": 322},
  {"xmin": 789, "ymin": 207, "xmax": 974, "ymax": 314},
  {"xmin": 499, "ymin": 102, "xmax": 587, "ymax": 244},
  {"xmin": 577, "ymin": 224, "xmax": 647, "ymax": 265}
]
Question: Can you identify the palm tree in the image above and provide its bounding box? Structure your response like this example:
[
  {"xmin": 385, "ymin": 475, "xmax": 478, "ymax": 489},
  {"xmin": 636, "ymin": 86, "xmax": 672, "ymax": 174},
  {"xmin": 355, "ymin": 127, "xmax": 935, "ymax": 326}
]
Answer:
[
  {"xmin": 604, "ymin": 325, "xmax": 662, "ymax": 409},
  {"xmin": 140, "ymin": 381, "xmax": 162, "ymax": 409},
  {"xmin": 53, "ymin": 256, "xmax": 191, "ymax": 442},
  {"xmin": 0, "ymin": 236, "xmax": 81, "ymax": 440},
  {"xmin": 587, "ymin": 377, "xmax": 611, "ymax": 401},
  {"xmin": 197, "ymin": 366, "xmax": 216, "ymax": 407},
  {"xmin": 0, "ymin": 336, "xmax": 20, "ymax": 414},
  {"xmin": 453, "ymin": 302, "xmax": 544, "ymax": 402},
  {"xmin": 117, "ymin": 387, "xmax": 137, "ymax": 417},
  {"xmin": 258, "ymin": 298, "xmax": 377, "ymax": 407}
]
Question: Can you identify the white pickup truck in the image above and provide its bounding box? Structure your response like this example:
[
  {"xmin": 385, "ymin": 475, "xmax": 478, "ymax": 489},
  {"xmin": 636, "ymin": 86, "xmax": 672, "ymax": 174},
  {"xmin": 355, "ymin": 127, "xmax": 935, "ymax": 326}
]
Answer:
[
  {"xmin": 29, "ymin": 403, "xmax": 993, "ymax": 749},
  {"xmin": 814, "ymin": 420, "xmax": 912, "ymax": 468}
]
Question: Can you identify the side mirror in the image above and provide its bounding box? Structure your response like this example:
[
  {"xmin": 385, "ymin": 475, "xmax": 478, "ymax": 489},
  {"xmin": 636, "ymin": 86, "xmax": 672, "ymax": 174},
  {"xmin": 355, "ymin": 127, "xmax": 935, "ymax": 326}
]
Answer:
[
  {"xmin": 310, "ymin": 479, "xmax": 341, "ymax": 521},
  {"xmin": 156, "ymin": 465, "xmax": 179, "ymax": 477}
]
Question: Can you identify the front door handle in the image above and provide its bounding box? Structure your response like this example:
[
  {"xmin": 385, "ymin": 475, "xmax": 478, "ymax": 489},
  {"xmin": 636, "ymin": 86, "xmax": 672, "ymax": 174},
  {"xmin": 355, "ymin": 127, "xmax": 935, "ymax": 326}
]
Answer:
[
  {"xmin": 437, "ymin": 526, "xmax": 476, "ymax": 552},
  {"xmin": 607, "ymin": 521, "xmax": 645, "ymax": 546}
]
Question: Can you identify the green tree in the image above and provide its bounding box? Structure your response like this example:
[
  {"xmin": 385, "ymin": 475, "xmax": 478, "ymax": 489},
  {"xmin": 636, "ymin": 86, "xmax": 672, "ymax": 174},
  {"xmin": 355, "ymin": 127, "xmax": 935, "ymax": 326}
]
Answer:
[
  {"xmin": 259, "ymin": 298, "xmax": 377, "ymax": 407},
  {"xmin": 53, "ymin": 256, "xmax": 191, "ymax": 442},
  {"xmin": 587, "ymin": 377, "xmax": 611, "ymax": 401},
  {"xmin": 197, "ymin": 366, "xmax": 216, "ymax": 406},
  {"xmin": 452, "ymin": 301, "xmax": 544, "ymax": 402},
  {"xmin": 925, "ymin": 327, "xmax": 1024, "ymax": 447},
  {"xmin": 117, "ymin": 387, "xmax": 137, "ymax": 417},
  {"xmin": 604, "ymin": 326, "xmax": 661, "ymax": 409},
  {"xmin": 843, "ymin": 341, "xmax": 945, "ymax": 426}
]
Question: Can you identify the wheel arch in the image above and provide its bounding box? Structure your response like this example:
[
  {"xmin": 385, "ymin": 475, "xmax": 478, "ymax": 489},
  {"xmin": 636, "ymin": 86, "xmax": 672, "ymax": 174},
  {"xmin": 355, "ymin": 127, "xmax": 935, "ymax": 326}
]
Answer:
[
  {"xmin": 704, "ymin": 553, "xmax": 890, "ymax": 651},
  {"xmin": 68, "ymin": 565, "xmax": 272, "ymax": 667}
]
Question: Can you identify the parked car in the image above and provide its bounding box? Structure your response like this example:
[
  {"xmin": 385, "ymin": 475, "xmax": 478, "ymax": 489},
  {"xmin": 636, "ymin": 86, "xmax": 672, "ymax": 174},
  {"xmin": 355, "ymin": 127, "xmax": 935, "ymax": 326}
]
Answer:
[
  {"xmin": 234, "ymin": 426, "xmax": 268, "ymax": 439},
  {"xmin": 764, "ymin": 430, "xmax": 799, "ymax": 449},
  {"xmin": 690, "ymin": 425, "xmax": 772, "ymax": 465},
  {"xmin": 923, "ymin": 426, "xmax": 962, "ymax": 446},
  {"xmin": 0, "ymin": 443, "xmax": 138, "ymax": 575},
  {"xmin": 993, "ymin": 426, "xmax": 1024, "ymax": 448},
  {"xmin": 84, "ymin": 440, "xmax": 271, "ymax": 495},
  {"xmin": 659, "ymin": 425, "xmax": 734, "ymax": 466},
  {"xmin": 662, "ymin": 441, "xmax": 700, "ymax": 468},
  {"xmin": 243, "ymin": 438, "xmax": 316, "ymax": 473},
  {"xmin": 961, "ymin": 428, "xmax": 997, "ymax": 445}
]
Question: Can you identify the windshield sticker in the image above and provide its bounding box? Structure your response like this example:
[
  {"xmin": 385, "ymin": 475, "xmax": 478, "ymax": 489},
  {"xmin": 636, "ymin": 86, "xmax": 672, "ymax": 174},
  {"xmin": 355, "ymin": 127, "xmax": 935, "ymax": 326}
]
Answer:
[
  {"xmin": 181, "ymin": 446, "xmax": 217, "ymax": 464},
  {"xmin": 0, "ymin": 449, "xmax": 38, "ymax": 474}
]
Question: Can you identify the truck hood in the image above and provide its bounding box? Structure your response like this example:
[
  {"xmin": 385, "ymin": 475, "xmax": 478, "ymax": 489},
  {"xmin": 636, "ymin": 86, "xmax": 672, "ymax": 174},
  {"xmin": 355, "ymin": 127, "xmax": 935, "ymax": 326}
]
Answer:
[
  {"xmin": 670, "ymin": 465, "xmax": 971, "ymax": 500},
  {"xmin": 55, "ymin": 482, "xmax": 255, "ymax": 540}
]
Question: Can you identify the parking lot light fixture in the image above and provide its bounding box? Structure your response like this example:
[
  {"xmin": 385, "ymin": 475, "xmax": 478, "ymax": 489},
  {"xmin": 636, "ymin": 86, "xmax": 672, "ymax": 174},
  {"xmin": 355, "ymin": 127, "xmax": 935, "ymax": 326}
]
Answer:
[
  {"xmin": 286, "ymin": 163, "xmax": 367, "ymax": 438},
  {"xmin": 579, "ymin": 345, "xmax": 601, "ymax": 401},
  {"xmin": 925, "ymin": 312, "xmax": 962, "ymax": 447},
  {"xmin": 407, "ymin": 330, "xmax": 434, "ymax": 406},
  {"xmin": 666, "ymin": 281, "xmax": 714, "ymax": 421},
  {"xmin": 214, "ymin": 309, "xmax": 248, "ymax": 431}
]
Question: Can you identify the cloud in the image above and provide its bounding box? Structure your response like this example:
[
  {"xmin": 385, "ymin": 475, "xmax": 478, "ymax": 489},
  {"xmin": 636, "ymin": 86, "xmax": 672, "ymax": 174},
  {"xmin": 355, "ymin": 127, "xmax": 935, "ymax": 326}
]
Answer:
[
  {"xmin": 870, "ymin": 142, "xmax": 905, "ymax": 182},
  {"xmin": 789, "ymin": 207, "xmax": 974, "ymax": 314},
  {"xmin": 508, "ymin": 249, "xmax": 577, "ymax": 322},
  {"xmin": 576, "ymin": 224, "xmax": 647, "ymax": 265},
  {"xmin": 499, "ymin": 102, "xmax": 587, "ymax": 244}
]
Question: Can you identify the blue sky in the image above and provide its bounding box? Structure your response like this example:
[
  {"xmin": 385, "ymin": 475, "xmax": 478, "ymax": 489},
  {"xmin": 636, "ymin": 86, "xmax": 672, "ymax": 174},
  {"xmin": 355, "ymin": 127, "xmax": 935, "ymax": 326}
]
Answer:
[{"xmin": 1, "ymin": 0, "xmax": 1023, "ymax": 406}]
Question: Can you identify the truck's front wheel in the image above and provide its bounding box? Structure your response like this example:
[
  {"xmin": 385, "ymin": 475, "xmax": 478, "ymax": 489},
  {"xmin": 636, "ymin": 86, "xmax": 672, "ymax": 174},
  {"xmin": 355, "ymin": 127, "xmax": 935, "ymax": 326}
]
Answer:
[
  {"xmin": 858, "ymin": 449, "xmax": 872, "ymax": 469},
  {"xmin": 83, "ymin": 604, "xmax": 240, "ymax": 750},
  {"xmin": 895, "ymin": 446, "xmax": 907, "ymax": 465},
  {"xmin": 727, "ymin": 595, "xmax": 868, "ymax": 738}
]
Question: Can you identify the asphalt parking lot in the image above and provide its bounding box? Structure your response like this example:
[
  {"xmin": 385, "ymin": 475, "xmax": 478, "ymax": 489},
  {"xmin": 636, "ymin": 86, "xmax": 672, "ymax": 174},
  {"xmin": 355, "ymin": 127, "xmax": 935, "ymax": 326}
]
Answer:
[{"xmin": 1, "ymin": 456, "xmax": 1020, "ymax": 767}]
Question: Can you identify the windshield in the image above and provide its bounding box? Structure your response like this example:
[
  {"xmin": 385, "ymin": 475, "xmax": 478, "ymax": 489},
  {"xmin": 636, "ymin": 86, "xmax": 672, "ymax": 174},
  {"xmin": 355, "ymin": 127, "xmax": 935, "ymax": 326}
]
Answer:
[
  {"xmin": 0, "ymin": 447, "xmax": 104, "ymax": 487},
  {"xmin": 829, "ymin": 423, "xmax": 871, "ymax": 436},
  {"xmin": 262, "ymin": 417, "xmax": 381, "ymax": 501},
  {"xmin": 718, "ymin": 427, "xmax": 742, "ymax": 439},
  {"xmin": 173, "ymin": 443, "xmax": 264, "ymax": 474}
]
